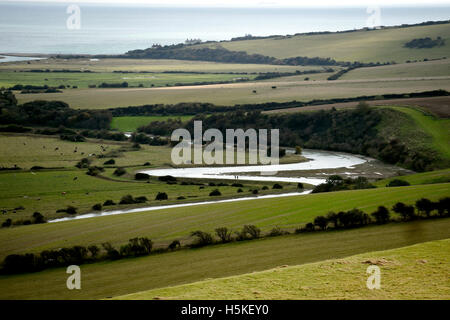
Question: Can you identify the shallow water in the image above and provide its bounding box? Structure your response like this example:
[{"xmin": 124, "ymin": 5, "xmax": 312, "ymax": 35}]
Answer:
[
  {"xmin": 0, "ymin": 55, "xmax": 44, "ymax": 63},
  {"xmin": 49, "ymin": 190, "xmax": 311, "ymax": 223},
  {"xmin": 48, "ymin": 149, "xmax": 370, "ymax": 223},
  {"xmin": 139, "ymin": 149, "xmax": 369, "ymax": 185}
]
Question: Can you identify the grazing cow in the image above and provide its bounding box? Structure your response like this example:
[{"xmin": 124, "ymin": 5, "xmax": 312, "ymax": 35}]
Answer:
[
  {"xmin": 62, "ymin": 192, "xmax": 66, "ymax": 195},
  {"xmin": 73, "ymin": 177, "xmax": 78, "ymax": 181},
  {"xmin": 55, "ymin": 147, "xmax": 59, "ymax": 151}
]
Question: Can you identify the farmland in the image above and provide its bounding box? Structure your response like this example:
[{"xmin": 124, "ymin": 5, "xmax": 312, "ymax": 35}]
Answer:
[
  {"xmin": 116, "ymin": 239, "xmax": 450, "ymax": 300},
  {"xmin": 0, "ymin": 219, "xmax": 448, "ymax": 300},
  {"xmin": 204, "ymin": 22, "xmax": 450, "ymax": 63}
]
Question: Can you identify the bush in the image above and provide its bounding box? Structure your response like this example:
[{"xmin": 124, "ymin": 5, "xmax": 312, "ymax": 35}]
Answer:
[
  {"xmin": 134, "ymin": 196, "xmax": 148, "ymax": 203},
  {"xmin": 215, "ymin": 227, "xmax": 232, "ymax": 243},
  {"xmin": 209, "ymin": 189, "xmax": 221, "ymax": 196},
  {"xmin": 387, "ymin": 179, "xmax": 410, "ymax": 187},
  {"xmin": 66, "ymin": 206, "xmax": 77, "ymax": 215},
  {"xmin": 1, "ymin": 219, "xmax": 12, "ymax": 228},
  {"xmin": 119, "ymin": 194, "xmax": 135, "ymax": 205},
  {"xmin": 102, "ymin": 242, "xmax": 121, "ymax": 260},
  {"xmin": 272, "ymin": 183, "xmax": 283, "ymax": 189},
  {"xmin": 415, "ymin": 198, "xmax": 433, "ymax": 217},
  {"xmin": 135, "ymin": 173, "xmax": 150, "ymax": 180},
  {"xmin": 103, "ymin": 199, "xmax": 116, "ymax": 206},
  {"xmin": 103, "ymin": 159, "xmax": 115, "ymax": 165},
  {"xmin": 297, "ymin": 182, "xmax": 304, "ymax": 189},
  {"xmin": 158, "ymin": 175, "xmax": 177, "ymax": 182},
  {"xmin": 86, "ymin": 166, "xmax": 104, "ymax": 176},
  {"xmin": 155, "ymin": 192, "xmax": 168, "ymax": 201},
  {"xmin": 371, "ymin": 206, "xmax": 390, "ymax": 224},
  {"xmin": 168, "ymin": 240, "xmax": 181, "ymax": 250},
  {"xmin": 75, "ymin": 158, "xmax": 91, "ymax": 169},
  {"xmin": 88, "ymin": 245, "xmax": 100, "ymax": 258},
  {"xmin": 392, "ymin": 202, "xmax": 415, "ymax": 221},
  {"xmin": 92, "ymin": 203, "xmax": 102, "ymax": 211},
  {"xmin": 268, "ymin": 226, "xmax": 288, "ymax": 237},
  {"xmin": 113, "ymin": 167, "xmax": 126, "ymax": 176},
  {"xmin": 262, "ymin": 186, "xmax": 269, "ymax": 190},
  {"xmin": 313, "ymin": 216, "xmax": 328, "ymax": 230},
  {"xmin": 237, "ymin": 188, "xmax": 243, "ymax": 193},
  {"xmin": 242, "ymin": 225, "xmax": 261, "ymax": 239},
  {"xmin": 32, "ymin": 212, "xmax": 46, "ymax": 224},
  {"xmin": 190, "ymin": 230, "xmax": 214, "ymax": 247},
  {"xmin": 252, "ymin": 189, "xmax": 258, "ymax": 195}
]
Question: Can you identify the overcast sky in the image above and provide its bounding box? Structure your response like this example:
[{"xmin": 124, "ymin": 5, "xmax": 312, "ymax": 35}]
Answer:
[{"xmin": 3, "ymin": 0, "xmax": 450, "ymax": 7}]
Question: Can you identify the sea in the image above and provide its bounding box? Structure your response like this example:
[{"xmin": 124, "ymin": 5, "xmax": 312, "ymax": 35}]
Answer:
[{"xmin": 0, "ymin": 2, "xmax": 449, "ymax": 55}]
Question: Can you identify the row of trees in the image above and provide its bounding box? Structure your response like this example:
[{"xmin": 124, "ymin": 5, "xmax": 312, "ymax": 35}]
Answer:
[{"xmin": 2, "ymin": 197, "xmax": 448, "ymax": 274}]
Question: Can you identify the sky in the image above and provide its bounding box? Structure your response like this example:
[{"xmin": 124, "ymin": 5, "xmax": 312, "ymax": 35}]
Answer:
[{"xmin": 2, "ymin": 0, "xmax": 450, "ymax": 7}]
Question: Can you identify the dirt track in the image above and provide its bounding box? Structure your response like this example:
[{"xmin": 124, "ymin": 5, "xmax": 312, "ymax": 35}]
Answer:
[{"xmin": 264, "ymin": 96, "xmax": 450, "ymax": 118}]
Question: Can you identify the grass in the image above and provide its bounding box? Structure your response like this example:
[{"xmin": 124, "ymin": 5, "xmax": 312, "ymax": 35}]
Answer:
[
  {"xmin": 0, "ymin": 182, "xmax": 448, "ymax": 260},
  {"xmin": 15, "ymin": 78, "xmax": 450, "ymax": 108},
  {"xmin": 205, "ymin": 23, "xmax": 450, "ymax": 63},
  {"xmin": 374, "ymin": 168, "xmax": 450, "ymax": 187},
  {"xmin": 0, "ymin": 71, "xmax": 256, "ymax": 89},
  {"xmin": 115, "ymin": 239, "xmax": 450, "ymax": 300},
  {"xmin": 379, "ymin": 106, "xmax": 450, "ymax": 164},
  {"xmin": 342, "ymin": 59, "xmax": 450, "ymax": 80},
  {"xmin": 0, "ymin": 218, "xmax": 448, "ymax": 299},
  {"xmin": 111, "ymin": 115, "xmax": 194, "ymax": 132},
  {"xmin": 0, "ymin": 57, "xmax": 316, "ymax": 73}
]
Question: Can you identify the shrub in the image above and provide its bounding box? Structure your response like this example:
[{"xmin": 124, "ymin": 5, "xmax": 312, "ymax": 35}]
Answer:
[
  {"xmin": 86, "ymin": 166, "xmax": 104, "ymax": 176},
  {"xmin": 135, "ymin": 173, "xmax": 150, "ymax": 180},
  {"xmin": 232, "ymin": 183, "xmax": 243, "ymax": 187},
  {"xmin": 113, "ymin": 167, "xmax": 126, "ymax": 176},
  {"xmin": 387, "ymin": 179, "xmax": 410, "ymax": 187},
  {"xmin": 103, "ymin": 199, "xmax": 116, "ymax": 206},
  {"xmin": 155, "ymin": 192, "xmax": 168, "ymax": 201},
  {"xmin": 209, "ymin": 189, "xmax": 221, "ymax": 196},
  {"xmin": 190, "ymin": 230, "xmax": 214, "ymax": 247},
  {"xmin": 32, "ymin": 212, "xmax": 46, "ymax": 224},
  {"xmin": 158, "ymin": 175, "xmax": 177, "ymax": 182},
  {"xmin": 92, "ymin": 203, "xmax": 102, "ymax": 211},
  {"xmin": 103, "ymin": 159, "xmax": 115, "ymax": 165},
  {"xmin": 393, "ymin": 202, "xmax": 415, "ymax": 221},
  {"xmin": 313, "ymin": 216, "xmax": 328, "ymax": 230},
  {"xmin": 75, "ymin": 158, "xmax": 91, "ymax": 169},
  {"xmin": 297, "ymin": 182, "xmax": 304, "ymax": 189},
  {"xmin": 262, "ymin": 186, "xmax": 269, "ymax": 190},
  {"xmin": 215, "ymin": 227, "xmax": 232, "ymax": 243},
  {"xmin": 101, "ymin": 242, "xmax": 121, "ymax": 260},
  {"xmin": 435, "ymin": 197, "xmax": 450, "ymax": 217},
  {"xmin": 415, "ymin": 198, "xmax": 434, "ymax": 217},
  {"xmin": 252, "ymin": 189, "xmax": 258, "ymax": 195},
  {"xmin": 66, "ymin": 206, "xmax": 77, "ymax": 215},
  {"xmin": 242, "ymin": 225, "xmax": 261, "ymax": 239},
  {"xmin": 268, "ymin": 226, "xmax": 288, "ymax": 237},
  {"xmin": 134, "ymin": 196, "xmax": 148, "ymax": 203},
  {"xmin": 168, "ymin": 240, "xmax": 181, "ymax": 250},
  {"xmin": 119, "ymin": 194, "xmax": 135, "ymax": 205},
  {"xmin": 88, "ymin": 245, "xmax": 100, "ymax": 258},
  {"xmin": 371, "ymin": 206, "xmax": 390, "ymax": 224},
  {"xmin": 1, "ymin": 219, "xmax": 12, "ymax": 228},
  {"xmin": 272, "ymin": 183, "xmax": 283, "ymax": 189},
  {"xmin": 237, "ymin": 188, "xmax": 243, "ymax": 193}
]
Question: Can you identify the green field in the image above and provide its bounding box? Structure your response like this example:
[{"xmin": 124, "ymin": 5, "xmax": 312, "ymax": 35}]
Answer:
[
  {"xmin": 0, "ymin": 182, "xmax": 448, "ymax": 261},
  {"xmin": 0, "ymin": 57, "xmax": 317, "ymax": 73},
  {"xmin": 205, "ymin": 23, "xmax": 450, "ymax": 63},
  {"xmin": 16, "ymin": 78, "xmax": 450, "ymax": 108},
  {"xmin": 116, "ymin": 239, "xmax": 450, "ymax": 300},
  {"xmin": 0, "ymin": 71, "xmax": 256, "ymax": 89},
  {"xmin": 374, "ymin": 168, "xmax": 450, "ymax": 187},
  {"xmin": 111, "ymin": 115, "xmax": 194, "ymax": 132},
  {"xmin": 0, "ymin": 219, "xmax": 448, "ymax": 299},
  {"xmin": 378, "ymin": 106, "xmax": 450, "ymax": 165},
  {"xmin": 342, "ymin": 59, "xmax": 450, "ymax": 80}
]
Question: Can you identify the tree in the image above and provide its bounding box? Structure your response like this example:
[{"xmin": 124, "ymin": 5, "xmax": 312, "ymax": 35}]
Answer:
[
  {"xmin": 168, "ymin": 240, "xmax": 181, "ymax": 250},
  {"xmin": 215, "ymin": 227, "xmax": 232, "ymax": 243},
  {"xmin": 88, "ymin": 245, "xmax": 99, "ymax": 258},
  {"xmin": 32, "ymin": 212, "xmax": 46, "ymax": 224},
  {"xmin": 371, "ymin": 206, "xmax": 390, "ymax": 224},
  {"xmin": 190, "ymin": 230, "xmax": 214, "ymax": 247},
  {"xmin": 415, "ymin": 198, "xmax": 433, "ymax": 217},
  {"xmin": 155, "ymin": 192, "xmax": 168, "ymax": 200},
  {"xmin": 295, "ymin": 146, "xmax": 302, "ymax": 155},
  {"xmin": 242, "ymin": 225, "xmax": 261, "ymax": 239},
  {"xmin": 92, "ymin": 203, "xmax": 102, "ymax": 211},
  {"xmin": 435, "ymin": 197, "xmax": 450, "ymax": 217},
  {"xmin": 326, "ymin": 211, "xmax": 339, "ymax": 228},
  {"xmin": 314, "ymin": 216, "xmax": 328, "ymax": 230},
  {"xmin": 393, "ymin": 202, "xmax": 415, "ymax": 221}
]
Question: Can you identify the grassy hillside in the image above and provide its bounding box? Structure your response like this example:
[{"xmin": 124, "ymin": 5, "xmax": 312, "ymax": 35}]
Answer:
[
  {"xmin": 110, "ymin": 115, "xmax": 193, "ymax": 132},
  {"xmin": 115, "ymin": 239, "xmax": 450, "ymax": 300},
  {"xmin": 0, "ymin": 219, "xmax": 448, "ymax": 300},
  {"xmin": 211, "ymin": 23, "xmax": 450, "ymax": 63},
  {"xmin": 16, "ymin": 78, "xmax": 450, "ymax": 108},
  {"xmin": 378, "ymin": 106, "xmax": 450, "ymax": 167},
  {"xmin": 0, "ymin": 183, "xmax": 448, "ymax": 260},
  {"xmin": 374, "ymin": 168, "xmax": 450, "ymax": 187},
  {"xmin": 341, "ymin": 59, "xmax": 450, "ymax": 80}
]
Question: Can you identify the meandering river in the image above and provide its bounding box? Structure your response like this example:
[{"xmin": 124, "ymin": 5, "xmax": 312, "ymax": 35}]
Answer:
[{"xmin": 49, "ymin": 149, "xmax": 369, "ymax": 223}]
